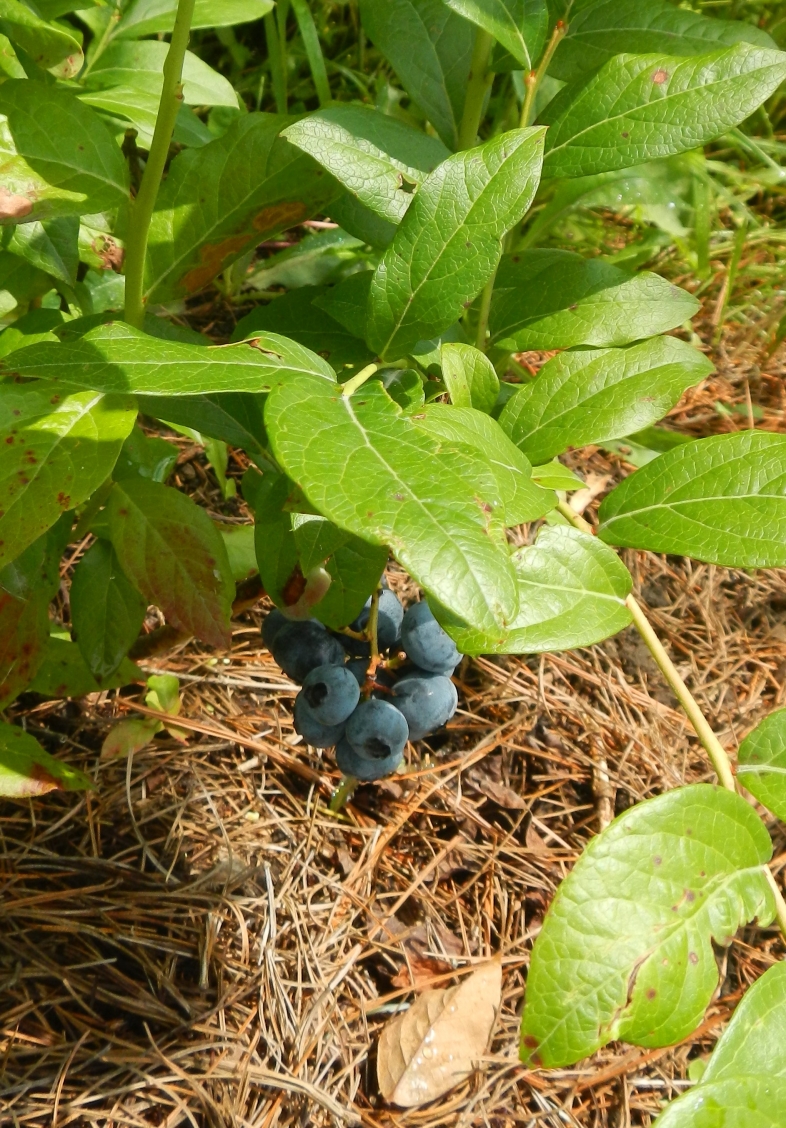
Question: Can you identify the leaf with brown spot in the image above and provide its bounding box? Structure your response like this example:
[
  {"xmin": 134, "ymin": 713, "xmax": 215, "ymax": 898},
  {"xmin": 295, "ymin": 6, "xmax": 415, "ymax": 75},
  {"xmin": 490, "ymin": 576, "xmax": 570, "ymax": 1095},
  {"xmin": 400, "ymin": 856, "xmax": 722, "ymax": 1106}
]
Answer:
[
  {"xmin": 106, "ymin": 478, "xmax": 235, "ymax": 649},
  {"xmin": 0, "ymin": 721, "xmax": 93, "ymax": 797},
  {"xmin": 142, "ymin": 113, "xmax": 338, "ymax": 305},
  {"xmin": 0, "ymin": 81, "xmax": 128, "ymax": 222},
  {"xmin": 0, "ymin": 381, "xmax": 135, "ymax": 569},
  {"xmin": 520, "ymin": 785, "xmax": 775, "ymax": 1068},
  {"xmin": 377, "ymin": 956, "xmax": 502, "ymax": 1107},
  {"xmin": 101, "ymin": 717, "xmax": 163, "ymax": 759}
]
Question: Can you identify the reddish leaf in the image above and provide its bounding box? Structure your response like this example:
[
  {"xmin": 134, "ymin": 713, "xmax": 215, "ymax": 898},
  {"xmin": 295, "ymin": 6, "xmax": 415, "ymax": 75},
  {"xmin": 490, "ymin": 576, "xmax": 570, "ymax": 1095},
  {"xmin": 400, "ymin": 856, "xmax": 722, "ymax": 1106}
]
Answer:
[{"xmin": 106, "ymin": 479, "xmax": 234, "ymax": 649}]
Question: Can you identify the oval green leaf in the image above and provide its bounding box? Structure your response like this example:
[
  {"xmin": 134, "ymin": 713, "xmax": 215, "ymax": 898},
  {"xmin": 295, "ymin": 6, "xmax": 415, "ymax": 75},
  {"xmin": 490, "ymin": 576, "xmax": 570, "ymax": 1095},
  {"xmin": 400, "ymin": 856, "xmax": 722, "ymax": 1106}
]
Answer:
[
  {"xmin": 550, "ymin": 0, "xmax": 776, "ymax": 84},
  {"xmin": 367, "ymin": 128, "xmax": 545, "ymax": 359},
  {"xmin": 737, "ymin": 709, "xmax": 786, "ymax": 822},
  {"xmin": 437, "ymin": 524, "xmax": 631, "ymax": 655},
  {"xmin": 0, "ymin": 80, "xmax": 129, "ymax": 221},
  {"xmin": 0, "ymin": 721, "xmax": 92, "ymax": 797},
  {"xmin": 358, "ymin": 0, "xmax": 473, "ymax": 150},
  {"xmin": 489, "ymin": 249, "xmax": 699, "ymax": 351},
  {"xmin": 442, "ymin": 0, "xmax": 547, "ymax": 71},
  {"xmin": 283, "ymin": 105, "xmax": 449, "ymax": 224},
  {"xmin": 0, "ymin": 381, "xmax": 136, "ymax": 569},
  {"xmin": 106, "ymin": 478, "xmax": 235, "ymax": 650},
  {"xmin": 541, "ymin": 44, "xmax": 786, "ymax": 179},
  {"xmin": 598, "ymin": 431, "xmax": 786, "ymax": 567},
  {"xmin": 265, "ymin": 375, "xmax": 519, "ymax": 634},
  {"xmin": 3, "ymin": 320, "xmax": 336, "ymax": 394},
  {"xmin": 499, "ymin": 336, "xmax": 713, "ymax": 465},
  {"xmin": 654, "ymin": 961, "xmax": 786, "ymax": 1128},
  {"xmin": 520, "ymin": 784, "xmax": 775, "ymax": 1068},
  {"xmin": 70, "ymin": 539, "xmax": 147, "ymax": 680},
  {"xmin": 441, "ymin": 342, "xmax": 499, "ymax": 415}
]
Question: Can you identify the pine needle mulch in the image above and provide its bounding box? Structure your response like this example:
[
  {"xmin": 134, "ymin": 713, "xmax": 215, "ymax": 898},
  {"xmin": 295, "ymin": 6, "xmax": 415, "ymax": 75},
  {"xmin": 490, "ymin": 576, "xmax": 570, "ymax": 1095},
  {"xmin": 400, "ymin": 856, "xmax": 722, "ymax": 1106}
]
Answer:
[{"xmin": 2, "ymin": 311, "xmax": 785, "ymax": 1127}]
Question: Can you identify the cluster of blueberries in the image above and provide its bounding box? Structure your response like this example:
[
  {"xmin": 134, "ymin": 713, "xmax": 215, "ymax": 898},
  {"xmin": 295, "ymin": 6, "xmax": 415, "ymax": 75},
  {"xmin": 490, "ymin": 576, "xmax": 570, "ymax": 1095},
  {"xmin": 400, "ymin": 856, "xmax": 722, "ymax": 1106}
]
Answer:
[{"xmin": 263, "ymin": 586, "xmax": 462, "ymax": 781}]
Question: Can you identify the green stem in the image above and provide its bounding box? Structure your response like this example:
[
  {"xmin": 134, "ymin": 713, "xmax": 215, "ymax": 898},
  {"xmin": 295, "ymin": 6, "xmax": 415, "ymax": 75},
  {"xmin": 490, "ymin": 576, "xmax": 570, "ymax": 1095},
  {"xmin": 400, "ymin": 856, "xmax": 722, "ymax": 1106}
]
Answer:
[
  {"xmin": 367, "ymin": 586, "xmax": 381, "ymax": 667},
  {"xmin": 520, "ymin": 18, "xmax": 567, "ymax": 127},
  {"xmin": 123, "ymin": 0, "xmax": 197, "ymax": 329},
  {"xmin": 80, "ymin": 6, "xmax": 121, "ymax": 81},
  {"xmin": 330, "ymin": 774, "xmax": 358, "ymax": 813},
  {"xmin": 475, "ymin": 273, "xmax": 495, "ymax": 352},
  {"xmin": 457, "ymin": 27, "xmax": 494, "ymax": 151},
  {"xmin": 624, "ymin": 595, "xmax": 737, "ymax": 792},
  {"xmin": 556, "ymin": 500, "xmax": 736, "ymax": 792},
  {"xmin": 341, "ymin": 362, "xmax": 379, "ymax": 397}
]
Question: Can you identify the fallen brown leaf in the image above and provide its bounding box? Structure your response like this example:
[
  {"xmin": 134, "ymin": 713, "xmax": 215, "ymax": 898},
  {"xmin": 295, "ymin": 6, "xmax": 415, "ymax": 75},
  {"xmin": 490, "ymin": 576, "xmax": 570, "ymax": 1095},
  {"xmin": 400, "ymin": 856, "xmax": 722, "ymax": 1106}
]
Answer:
[
  {"xmin": 391, "ymin": 953, "xmax": 453, "ymax": 991},
  {"xmin": 377, "ymin": 956, "xmax": 502, "ymax": 1107}
]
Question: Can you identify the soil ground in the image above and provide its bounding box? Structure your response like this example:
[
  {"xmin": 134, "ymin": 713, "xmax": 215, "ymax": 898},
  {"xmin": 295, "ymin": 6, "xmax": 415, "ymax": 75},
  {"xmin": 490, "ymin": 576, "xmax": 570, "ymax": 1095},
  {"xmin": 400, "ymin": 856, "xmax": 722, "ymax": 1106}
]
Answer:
[{"xmin": 1, "ymin": 271, "xmax": 785, "ymax": 1127}]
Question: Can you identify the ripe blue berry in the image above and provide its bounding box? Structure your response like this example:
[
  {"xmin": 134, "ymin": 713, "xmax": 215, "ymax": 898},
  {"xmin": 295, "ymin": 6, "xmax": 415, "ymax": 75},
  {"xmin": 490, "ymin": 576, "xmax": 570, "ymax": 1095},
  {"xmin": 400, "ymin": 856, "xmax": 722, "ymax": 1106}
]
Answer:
[
  {"xmin": 302, "ymin": 663, "xmax": 360, "ymax": 726},
  {"xmin": 355, "ymin": 589, "xmax": 404, "ymax": 651},
  {"xmin": 346, "ymin": 698, "xmax": 408, "ymax": 761},
  {"xmin": 391, "ymin": 672, "xmax": 457, "ymax": 741},
  {"xmin": 272, "ymin": 620, "xmax": 345, "ymax": 683},
  {"xmin": 262, "ymin": 608, "xmax": 288, "ymax": 649},
  {"xmin": 335, "ymin": 734, "xmax": 403, "ymax": 781},
  {"xmin": 294, "ymin": 693, "xmax": 346, "ymax": 748},
  {"xmin": 401, "ymin": 601, "xmax": 461, "ymax": 674}
]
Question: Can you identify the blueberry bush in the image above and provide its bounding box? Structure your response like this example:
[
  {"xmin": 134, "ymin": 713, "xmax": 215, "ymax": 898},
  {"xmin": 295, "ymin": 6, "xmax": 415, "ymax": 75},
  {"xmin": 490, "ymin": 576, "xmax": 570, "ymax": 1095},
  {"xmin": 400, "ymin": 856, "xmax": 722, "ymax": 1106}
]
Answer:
[{"xmin": 1, "ymin": 0, "xmax": 786, "ymax": 1118}]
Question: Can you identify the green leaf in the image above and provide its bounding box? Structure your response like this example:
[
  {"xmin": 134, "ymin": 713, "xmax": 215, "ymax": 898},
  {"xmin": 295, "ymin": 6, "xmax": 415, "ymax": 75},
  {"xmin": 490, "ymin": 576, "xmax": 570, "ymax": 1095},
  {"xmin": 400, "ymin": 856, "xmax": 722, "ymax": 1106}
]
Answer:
[
  {"xmin": 359, "ymin": 0, "xmax": 474, "ymax": 150},
  {"xmin": 498, "ymin": 337, "xmax": 713, "ymax": 465},
  {"xmin": 598, "ymin": 431, "xmax": 786, "ymax": 567},
  {"xmin": 313, "ymin": 271, "xmax": 372, "ymax": 341},
  {"xmin": 442, "ymin": 0, "xmax": 547, "ymax": 70},
  {"xmin": 113, "ymin": 425, "xmax": 178, "ymax": 484},
  {"xmin": 520, "ymin": 784, "xmax": 775, "ymax": 1068},
  {"xmin": 654, "ymin": 961, "xmax": 786, "ymax": 1128},
  {"xmin": 367, "ymin": 127, "xmax": 545, "ymax": 359},
  {"xmin": 29, "ymin": 635, "xmax": 142, "ymax": 697},
  {"xmin": 0, "ymin": 721, "xmax": 92, "ymax": 796},
  {"xmin": 489, "ymin": 249, "xmax": 700, "ymax": 350},
  {"xmin": 0, "ymin": 0, "xmax": 82, "ymax": 78},
  {"xmin": 265, "ymin": 375, "xmax": 519, "ymax": 634},
  {"xmin": 4, "ymin": 320, "xmax": 336, "ymax": 394},
  {"xmin": 541, "ymin": 45, "xmax": 786, "ymax": 179},
  {"xmin": 146, "ymin": 672, "xmax": 180, "ymax": 715},
  {"xmin": 83, "ymin": 41, "xmax": 238, "ymax": 108},
  {"xmin": 0, "ymin": 518, "xmax": 70, "ymax": 707},
  {"xmin": 441, "ymin": 342, "xmax": 499, "ymax": 414},
  {"xmin": 328, "ymin": 192, "xmax": 397, "ymax": 248},
  {"xmin": 283, "ymin": 105, "xmax": 449, "ymax": 224},
  {"xmin": 411, "ymin": 403, "xmax": 555, "ymax": 526},
  {"xmin": 294, "ymin": 514, "xmax": 388, "ymax": 629},
  {"xmin": 438, "ymin": 525, "xmax": 631, "ymax": 654},
  {"xmin": 0, "ymin": 309, "xmax": 64, "ymax": 360},
  {"xmin": 141, "ymin": 113, "xmax": 339, "ymax": 305},
  {"xmin": 244, "ymin": 226, "xmax": 364, "ymax": 292},
  {"xmin": 4, "ymin": 216, "xmax": 79, "ymax": 287},
  {"xmin": 106, "ymin": 478, "xmax": 235, "ymax": 649},
  {"xmin": 252, "ymin": 470, "xmax": 300, "ymax": 611},
  {"xmin": 117, "ymin": 0, "xmax": 272, "ymax": 37},
  {"xmin": 0, "ymin": 80, "xmax": 129, "ymax": 222},
  {"xmin": 0, "ymin": 381, "xmax": 136, "ymax": 569},
  {"xmin": 219, "ymin": 524, "xmax": 257, "ymax": 582},
  {"xmin": 737, "ymin": 710, "xmax": 786, "ymax": 822},
  {"xmin": 231, "ymin": 286, "xmax": 374, "ymax": 377},
  {"xmin": 530, "ymin": 459, "xmax": 584, "ymax": 490},
  {"xmin": 79, "ymin": 86, "xmax": 213, "ymax": 151},
  {"xmin": 140, "ymin": 394, "xmax": 269, "ymax": 465},
  {"xmin": 70, "ymin": 539, "xmax": 147, "ymax": 680},
  {"xmin": 550, "ymin": 0, "xmax": 777, "ymax": 84},
  {"xmin": 101, "ymin": 717, "xmax": 162, "ymax": 760},
  {"xmin": 378, "ymin": 369, "xmax": 424, "ymax": 412}
]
